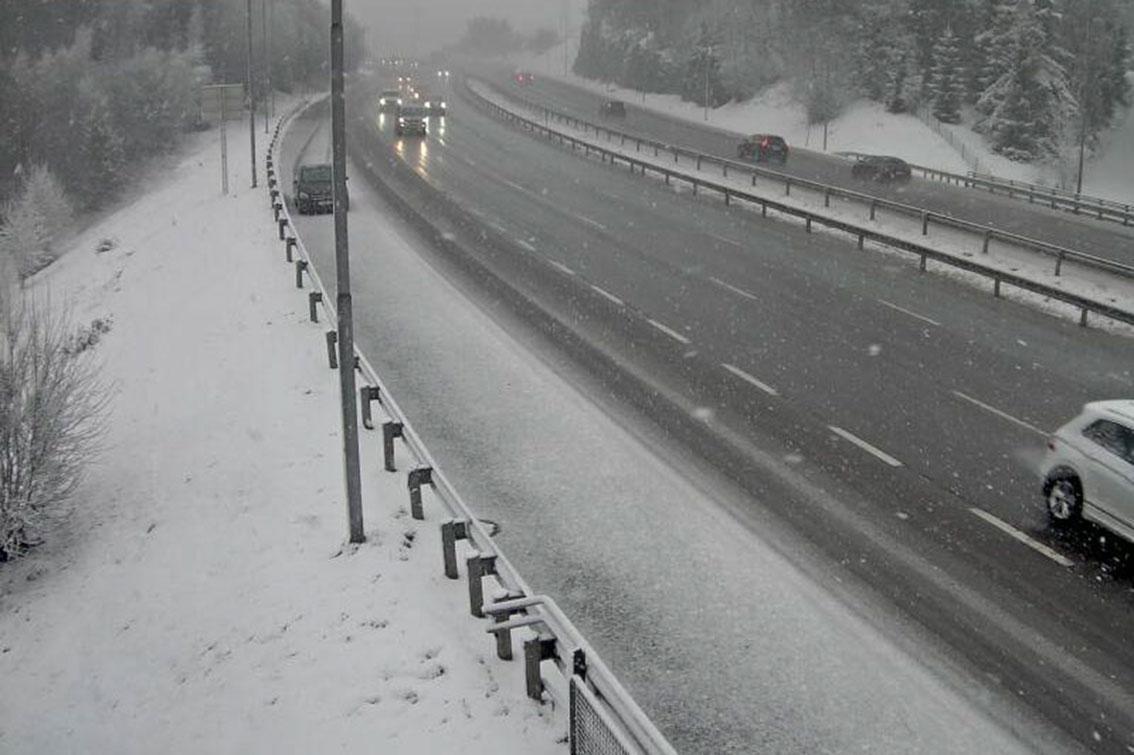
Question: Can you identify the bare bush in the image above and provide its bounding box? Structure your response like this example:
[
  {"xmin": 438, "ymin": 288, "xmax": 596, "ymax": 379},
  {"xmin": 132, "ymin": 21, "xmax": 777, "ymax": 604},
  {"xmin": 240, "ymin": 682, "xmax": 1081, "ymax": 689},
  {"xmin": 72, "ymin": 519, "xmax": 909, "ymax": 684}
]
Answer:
[{"xmin": 0, "ymin": 294, "xmax": 109, "ymax": 561}]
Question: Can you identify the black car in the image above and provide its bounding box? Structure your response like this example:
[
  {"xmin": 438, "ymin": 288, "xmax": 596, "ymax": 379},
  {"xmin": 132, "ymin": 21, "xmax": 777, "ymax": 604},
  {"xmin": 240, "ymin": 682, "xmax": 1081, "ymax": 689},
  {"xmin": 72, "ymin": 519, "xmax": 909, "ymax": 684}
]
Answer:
[
  {"xmin": 395, "ymin": 105, "xmax": 428, "ymax": 136},
  {"xmin": 600, "ymin": 100, "xmax": 626, "ymax": 118},
  {"xmin": 293, "ymin": 164, "xmax": 348, "ymax": 214},
  {"xmin": 737, "ymin": 134, "xmax": 789, "ymax": 164},
  {"xmin": 852, "ymin": 155, "xmax": 912, "ymax": 183}
]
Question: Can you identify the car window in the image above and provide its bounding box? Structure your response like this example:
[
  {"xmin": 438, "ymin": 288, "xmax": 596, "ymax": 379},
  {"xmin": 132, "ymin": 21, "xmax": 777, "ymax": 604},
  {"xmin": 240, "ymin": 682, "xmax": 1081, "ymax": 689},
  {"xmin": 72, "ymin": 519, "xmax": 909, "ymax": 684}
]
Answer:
[
  {"xmin": 1082, "ymin": 420, "xmax": 1134, "ymax": 463},
  {"xmin": 301, "ymin": 166, "xmax": 331, "ymax": 181}
]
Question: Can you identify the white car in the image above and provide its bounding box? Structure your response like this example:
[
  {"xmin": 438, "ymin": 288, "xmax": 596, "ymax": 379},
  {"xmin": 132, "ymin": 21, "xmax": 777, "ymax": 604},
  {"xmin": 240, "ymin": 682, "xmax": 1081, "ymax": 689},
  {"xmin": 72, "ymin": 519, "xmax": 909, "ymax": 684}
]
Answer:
[{"xmin": 1041, "ymin": 400, "xmax": 1134, "ymax": 542}]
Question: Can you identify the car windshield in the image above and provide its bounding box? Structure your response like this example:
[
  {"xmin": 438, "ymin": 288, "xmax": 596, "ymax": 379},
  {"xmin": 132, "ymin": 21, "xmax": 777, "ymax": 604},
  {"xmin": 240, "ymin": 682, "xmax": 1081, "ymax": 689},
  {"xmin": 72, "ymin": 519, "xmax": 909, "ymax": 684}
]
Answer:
[
  {"xmin": 10, "ymin": 7, "xmax": 1134, "ymax": 755},
  {"xmin": 300, "ymin": 166, "xmax": 332, "ymax": 182}
]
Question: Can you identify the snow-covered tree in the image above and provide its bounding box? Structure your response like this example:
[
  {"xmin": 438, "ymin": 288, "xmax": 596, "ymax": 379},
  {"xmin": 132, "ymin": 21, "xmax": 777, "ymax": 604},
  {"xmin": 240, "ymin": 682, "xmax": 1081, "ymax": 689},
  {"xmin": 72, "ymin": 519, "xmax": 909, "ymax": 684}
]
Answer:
[{"xmin": 929, "ymin": 26, "xmax": 965, "ymax": 122}]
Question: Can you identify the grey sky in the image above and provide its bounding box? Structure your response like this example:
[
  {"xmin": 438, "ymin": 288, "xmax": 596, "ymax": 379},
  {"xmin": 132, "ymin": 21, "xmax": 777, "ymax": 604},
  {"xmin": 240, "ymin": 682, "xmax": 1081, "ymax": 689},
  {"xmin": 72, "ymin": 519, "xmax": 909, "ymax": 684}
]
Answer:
[{"xmin": 352, "ymin": 0, "xmax": 587, "ymax": 57}]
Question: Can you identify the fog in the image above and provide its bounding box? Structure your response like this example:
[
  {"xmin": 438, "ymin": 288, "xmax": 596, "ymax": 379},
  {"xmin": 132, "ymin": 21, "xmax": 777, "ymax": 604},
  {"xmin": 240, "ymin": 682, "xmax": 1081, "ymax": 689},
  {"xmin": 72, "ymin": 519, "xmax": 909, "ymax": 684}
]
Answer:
[{"xmin": 352, "ymin": 0, "xmax": 587, "ymax": 57}]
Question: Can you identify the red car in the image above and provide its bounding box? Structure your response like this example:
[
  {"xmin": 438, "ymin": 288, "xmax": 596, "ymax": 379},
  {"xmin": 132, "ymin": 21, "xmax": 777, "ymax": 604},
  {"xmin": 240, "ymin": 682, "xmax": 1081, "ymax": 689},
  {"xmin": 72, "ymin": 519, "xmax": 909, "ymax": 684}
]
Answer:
[{"xmin": 514, "ymin": 71, "xmax": 535, "ymax": 86}]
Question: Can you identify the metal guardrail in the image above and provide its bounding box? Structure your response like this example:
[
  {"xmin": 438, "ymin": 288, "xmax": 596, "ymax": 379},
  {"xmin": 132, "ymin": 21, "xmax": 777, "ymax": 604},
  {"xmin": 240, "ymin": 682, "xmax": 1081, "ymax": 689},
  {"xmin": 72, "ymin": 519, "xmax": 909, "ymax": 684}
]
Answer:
[
  {"xmin": 962, "ymin": 172, "xmax": 1133, "ymax": 226},
  {"xmin": 464, "ymin": 78, "xmax": 1134, "ymax": 331},
  {"xmin": 264, "ymin": 99, "xmax": 676, "ymax": 755},
  {"xmin": 480, "ymin": 78, "xmax": 1134, "ymax": 282}
]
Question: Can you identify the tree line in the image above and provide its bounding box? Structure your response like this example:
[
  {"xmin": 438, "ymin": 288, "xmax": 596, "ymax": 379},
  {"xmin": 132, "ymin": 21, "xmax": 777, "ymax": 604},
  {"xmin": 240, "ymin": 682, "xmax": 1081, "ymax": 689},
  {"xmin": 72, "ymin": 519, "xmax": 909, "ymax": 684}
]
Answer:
[
  {"xmin": 0, "ymin": 0, "xmax": 366, "ymax": 212},
  {"xmin": 573, "ymin": 0, "xmax": 1130, "ymax": 163}
]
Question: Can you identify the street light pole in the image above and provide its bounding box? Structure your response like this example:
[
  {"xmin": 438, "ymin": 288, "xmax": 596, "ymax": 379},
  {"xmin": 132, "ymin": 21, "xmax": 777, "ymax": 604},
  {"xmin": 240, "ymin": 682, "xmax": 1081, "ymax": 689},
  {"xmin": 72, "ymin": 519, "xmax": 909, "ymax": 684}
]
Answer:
[
  {"xmin": 331, "ymin": 0, "xmax": 365, "ymax": 544},
  {"xmin": 245, "ymin": 0, "xmax": 257, "ymax": 188},
  {"xmin": 703, "ymin": 45, "xmax": 711, "ymax": 122},
  {"xmin": 262, "ymin": 0, "xmax": 269, "ymax": 134}
]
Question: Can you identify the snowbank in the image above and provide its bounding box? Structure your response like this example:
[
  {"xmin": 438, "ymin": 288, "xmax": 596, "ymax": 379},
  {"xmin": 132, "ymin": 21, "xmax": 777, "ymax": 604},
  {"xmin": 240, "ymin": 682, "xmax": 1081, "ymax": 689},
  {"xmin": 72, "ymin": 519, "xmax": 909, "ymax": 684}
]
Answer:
[
  {"xmin": 0, "ymin": 106, "xmax": 563, "ymax": 753},
  {"xmin": 513, "ymin": 49, "xmax": 1134, "ymax": 204}
]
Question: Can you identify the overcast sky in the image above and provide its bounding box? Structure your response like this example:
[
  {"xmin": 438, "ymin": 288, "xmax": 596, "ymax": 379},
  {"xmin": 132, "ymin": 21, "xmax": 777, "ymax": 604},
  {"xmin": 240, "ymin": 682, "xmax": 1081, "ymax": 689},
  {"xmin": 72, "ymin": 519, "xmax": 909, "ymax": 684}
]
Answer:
[{"xmin": 352, "ymin": 0, "xmax": 588, "ymax": 57}]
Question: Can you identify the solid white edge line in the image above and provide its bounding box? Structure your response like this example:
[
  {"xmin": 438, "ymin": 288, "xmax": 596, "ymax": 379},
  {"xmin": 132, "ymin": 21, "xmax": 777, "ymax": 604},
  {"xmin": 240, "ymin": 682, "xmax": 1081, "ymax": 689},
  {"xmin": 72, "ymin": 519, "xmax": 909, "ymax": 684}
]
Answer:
[
  {"xmin": 589, "ymin": 284, "xmax": 624, "ymax": 306},
  {"xmin": 647, "ymin": 318, "xmax": 691, "ymax": 345},
  {"xmin": 548, "ymin": 260, "xmax": 576, "ymax": 276},
  {"xmin": 828, "ymin": 425, "xmax": 904, "ymax": 468},
  {"xmin": 708, "ymin": 277, "xmax": 759, "ymax": 302},
  {"xmin": 951, "ymin": 390, "xmax": 1047, "ymax": 438},
  {"xmin": 517, "ymin": 239, "xmax": 536, "ymax": 252},
  {"xmin": 721, "ymin": 363, "xmax": 779, "ymax": 396},
  {"xmin": 969, "ymin": 507, "xmax": 1074, "ymax": 567},
  {"xmin": 877, "ymin": 299, "xmax": 941, "ymax": 327}
]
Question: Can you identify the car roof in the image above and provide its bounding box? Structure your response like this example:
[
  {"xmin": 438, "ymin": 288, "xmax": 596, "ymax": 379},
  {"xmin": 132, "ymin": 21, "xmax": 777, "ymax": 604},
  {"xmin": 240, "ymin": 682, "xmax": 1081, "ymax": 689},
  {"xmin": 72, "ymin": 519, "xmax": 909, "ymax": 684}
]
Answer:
[
  {"xmin": 300, "ymin": 163, "xmax": 331, "ymax": 171},
  {"xmin": 1084, "ymin": 400, "xmax": 1134, "ymax": 424}
]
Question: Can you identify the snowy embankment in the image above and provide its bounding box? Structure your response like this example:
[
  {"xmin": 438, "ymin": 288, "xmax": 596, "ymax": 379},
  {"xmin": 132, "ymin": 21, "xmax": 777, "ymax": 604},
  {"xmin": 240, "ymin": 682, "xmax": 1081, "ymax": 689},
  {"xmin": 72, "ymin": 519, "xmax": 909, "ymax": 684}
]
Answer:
[
  {"xmin": 0, "ymin": 109, "xmax": 563, "ymax": 753},
  {"xmin": 469, "ymin": 79, "xmax": 1134, "ymax": 336},
  {"xmin": 514, "ymin": 51, "xmax": 1134, "ymax": 204}
]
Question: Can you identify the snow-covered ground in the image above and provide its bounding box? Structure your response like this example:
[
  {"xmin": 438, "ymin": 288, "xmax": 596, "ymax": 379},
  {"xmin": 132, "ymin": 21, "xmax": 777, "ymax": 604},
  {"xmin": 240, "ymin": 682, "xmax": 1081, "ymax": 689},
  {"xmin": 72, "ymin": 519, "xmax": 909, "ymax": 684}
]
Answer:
[
  {"xmin": 513, "ymin": 49, "xmax": 1134, "ymax": 205},
  {"xmin": 471, "ymin": 79, "xmax": 1134, "ymax": 335},
  {"xmin": 0, "ymin": 110, "xmax": 563, "ymax": 753}
]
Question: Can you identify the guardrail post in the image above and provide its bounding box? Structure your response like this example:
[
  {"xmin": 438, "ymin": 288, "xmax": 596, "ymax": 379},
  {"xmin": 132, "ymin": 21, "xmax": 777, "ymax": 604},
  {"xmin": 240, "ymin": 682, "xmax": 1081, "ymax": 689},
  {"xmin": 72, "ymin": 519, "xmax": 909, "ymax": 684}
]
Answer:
[
  {"xmin": 869, "ymin": 200, "xmax": 877, "ymax": 220},
  {"xmin": 295, "ymin": 259, "xmax": 307, "ymax": 288},
  {"xmin": 285, "ymin": 236, "xmax": 296, "ymax": 262},
  {"xmin": 408, "ymin": 467, "xmax": 433, "ymax": 520},
  {"xmin": 993, "ymin": 278, "xmax": 1001, "ymax": 297},
  {"xmin": 1080, "ymin": 308, "xmax": 1089, "ymax": 327},
  {"xmin": 761, "ymin": 202, "xmax": 767, "ymax": 218},
  {"xmin": 785, "ymin": 179, "xmax": 791, "ymax": 197},
  {"xmin": 441, "ymin": 519, "xmax": 469, "ymax": 579},
  {"xmin": 751, "ymin": 174, "xmax": 757, "ymax": 187},
  {"xmin": 273, "ymin": 203, "xmax": 282, "ymax": 222},
  {"xmin": 981, "ymin": 230, "xmax": 991, "ymax": 254},
  {"xmin": 360, "ymin": 385, "xmax": 381, "ymax": 430},
  {"xmin": 696, "ymin": 155, "xmax": 702, "ymax": 170},
  {"xmin": 524, "ymin": 635, "xmax": 556, "ymax": 702},
  {"xmin": 805, "ymin": 217, "xmax": 812, "ymax": 233},
  {"xmin": 277, "ymin": 217, "xmax": 288, "ymax": 240},
  {"xmin": 723, "ymin": 163, "xmax": 729, "ymax": 178},
  {"xmin": 922, "ymin": 212, "xmax": 929, "ymax": 235},
  {"xmin": 325, "ymin": 330, "xmax": 338, "ymax": 369},
  {"xmin": 1055, "ymin": 253, "xmax": 1064, "ymax": 277},
  {"xmin": 467, "ymin": 553, "xmax": 497, "ymax": 617},
  {"xmin": 724, "ymin": 190, "xmax": 731, "ymax": 206},
  {"xmin": 673, "ymin": 148, "xmax": 679, "ymax": 164},
  {"xmin": 919, "ymin": 254, "xmax": 927, "ymax": 272},
  {"xmin": 270, "ymin": 188, "xmax": 279, "ymax": 204},
  {"xmin": 857, "ymin": 234, "xmax": 865, "ymax": 250},
  {"xmin": 636, "ymin": 139, "xmax": 641, "ymax": 152},
  {"xmin": 824, "ymin": 188, "xmax": 830, "ymax": 208},
  {"xmin": 692, "ymin": 180, "xmax": 697, "ymax": 196},
  {"xmin": 382, "ymin": 421, "xmax": 404, "ymax": 472},
  {"xmin": 308, "ymin": 291, "xmax": 322, "ymax": 322},
  {"xmin": 492, "ymin": 591, "xmax": 525, "ymax": 661}
]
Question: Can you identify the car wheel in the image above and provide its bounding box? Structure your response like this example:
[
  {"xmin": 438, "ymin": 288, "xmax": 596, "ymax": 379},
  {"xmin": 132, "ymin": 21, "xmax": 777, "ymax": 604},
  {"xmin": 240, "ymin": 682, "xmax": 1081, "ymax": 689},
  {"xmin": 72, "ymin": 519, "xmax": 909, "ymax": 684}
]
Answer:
[{"xmin": 1044, "ymin": 473, "xmax": 1082, "ymax": 526}]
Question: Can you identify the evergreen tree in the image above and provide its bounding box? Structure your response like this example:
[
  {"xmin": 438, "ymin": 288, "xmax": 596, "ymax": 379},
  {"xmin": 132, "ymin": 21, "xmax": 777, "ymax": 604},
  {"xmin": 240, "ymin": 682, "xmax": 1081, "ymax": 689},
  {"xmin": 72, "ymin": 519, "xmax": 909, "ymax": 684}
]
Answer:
[{"xmin": 929, "ymin": 26, "xmax": 964, "ymax": 122}]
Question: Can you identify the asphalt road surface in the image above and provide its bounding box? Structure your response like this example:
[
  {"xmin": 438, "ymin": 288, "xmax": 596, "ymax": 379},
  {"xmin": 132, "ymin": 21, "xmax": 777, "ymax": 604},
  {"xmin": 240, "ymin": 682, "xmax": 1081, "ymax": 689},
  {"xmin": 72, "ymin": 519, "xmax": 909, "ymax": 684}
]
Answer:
[
  {"xmin": 280, "ymin": 79, "xmax": 1134, "ymax": 754},
  {"xmin": 480, "ymin": 65, "xmax": 1134, "ymax": 271}
]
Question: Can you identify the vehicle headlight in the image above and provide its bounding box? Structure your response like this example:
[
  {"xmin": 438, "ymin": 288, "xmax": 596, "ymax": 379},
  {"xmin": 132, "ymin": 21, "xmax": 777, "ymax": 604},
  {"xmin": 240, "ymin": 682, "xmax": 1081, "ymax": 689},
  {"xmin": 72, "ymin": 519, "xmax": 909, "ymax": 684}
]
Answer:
[
  {"xmin": 398, "ymin": 118, "xmax": 406, "ymax": 125},
  {"xmin": 440, "ymin": 102, "xmax": 446, "ymax": 109},
  {"xmin": 425, "ymin": 102, "xmax": 431, "ymax": 108}
]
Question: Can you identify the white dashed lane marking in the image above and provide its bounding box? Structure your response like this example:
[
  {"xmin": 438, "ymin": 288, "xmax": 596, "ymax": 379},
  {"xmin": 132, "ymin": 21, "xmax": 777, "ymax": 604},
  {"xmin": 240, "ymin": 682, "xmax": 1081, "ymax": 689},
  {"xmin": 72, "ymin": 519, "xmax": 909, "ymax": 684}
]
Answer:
[
  {"xmin": 708, "ymin": 277, "xmax": 759, "ymax": 302},
  {"xmin": 548, "ymin": 260, "xmax": 576, "ymax": 276},
  {"xmin": 969, "ymin": 507, "xmax": 1074, "ymax": 567},
  {"xmin": 828, "ymin": 426, "xmax": 903, "ymax": 468},
  {"xmin": 878, "ymin": 299, "xmax": 941, "ymax": 327},
  {"xmin": 951, "ymin": 390, "xmax": 1047, "ymax": 438},
  {"xmin": 589, "ymin": 284, "xmax": 624, "ymax": 306},
  {"xmin": 647, "ymin": 318, "xmax": 691, "ymax": 345},
  {"xmin": 721, "ymin": 363, "xmax": 779, "ymax": 397}
]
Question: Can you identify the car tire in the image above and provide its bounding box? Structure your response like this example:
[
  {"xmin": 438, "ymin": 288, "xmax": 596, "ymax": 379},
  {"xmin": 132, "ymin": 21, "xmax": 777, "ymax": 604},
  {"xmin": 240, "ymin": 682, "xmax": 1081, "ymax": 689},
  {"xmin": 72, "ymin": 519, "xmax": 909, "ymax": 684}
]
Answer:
[{"xmin": 1043, "ymin": 471, "xmax": 1082, "ymax": 527}]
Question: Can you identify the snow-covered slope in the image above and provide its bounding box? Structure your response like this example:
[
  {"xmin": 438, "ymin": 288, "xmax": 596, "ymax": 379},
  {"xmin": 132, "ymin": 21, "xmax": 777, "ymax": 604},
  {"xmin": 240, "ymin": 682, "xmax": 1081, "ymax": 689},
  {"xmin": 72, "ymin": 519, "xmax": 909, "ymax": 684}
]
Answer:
[{"xmin": 0, "ymin": 112, "xmax": 563, "ymax": 753}]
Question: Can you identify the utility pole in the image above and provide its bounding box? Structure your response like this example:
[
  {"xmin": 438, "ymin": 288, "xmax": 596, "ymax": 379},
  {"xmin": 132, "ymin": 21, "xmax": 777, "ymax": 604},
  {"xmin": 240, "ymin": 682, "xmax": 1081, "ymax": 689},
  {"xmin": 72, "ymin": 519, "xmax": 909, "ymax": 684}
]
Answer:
[
  {"xmin": 562, "ymin": 0, "xmax": 569, "ymax": 75},
  {"xmin": 331, "ymin": 0, "xmax": 365, "ymax": 544},
  {"xmin": 262, "ymin": 0, "xmax": 269, "ymax": 134},
  {"xmin": 703, "ymin": 44, "xmax": 711, "ymax": 122},
  {"xmin": 1075, "ymin": 18, "xmax": 1096, "ymax": 196},
  {"xmin": 245, "ymin": 0, "xmax": 257, "ymax": 188}
]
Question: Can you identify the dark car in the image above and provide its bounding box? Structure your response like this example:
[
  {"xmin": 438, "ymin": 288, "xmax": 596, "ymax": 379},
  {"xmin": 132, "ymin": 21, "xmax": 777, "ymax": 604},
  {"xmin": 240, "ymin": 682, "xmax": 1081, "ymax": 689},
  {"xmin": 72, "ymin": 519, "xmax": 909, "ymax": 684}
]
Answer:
[
  {"xmin": 421, "ymin": 92, "xmax": 447, "ymax": 116},
  {"xmin": 395, "ymin": 104, "xmax": 428, "ymax": 136},
  {"xmin": 737, "ymin": 134, "xmax": 789, "ymax": 164},
  {"xmin": 599, "ymin": 100, "xmax": 626, "ymax": 118},
  {"xmin": 852, "ymin": 155, "xmax": 913, "ymax": 183},
  {"xmin": 514, "ymin": 71, "xmax": 535, "ymax": 86},
  {"xmin": 378, "ymin": 89, "xmax": 402, "ymax": 111},
  {"xmin": 293, "ymin": 164, "xmax": 348, "ymax": 215}
]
